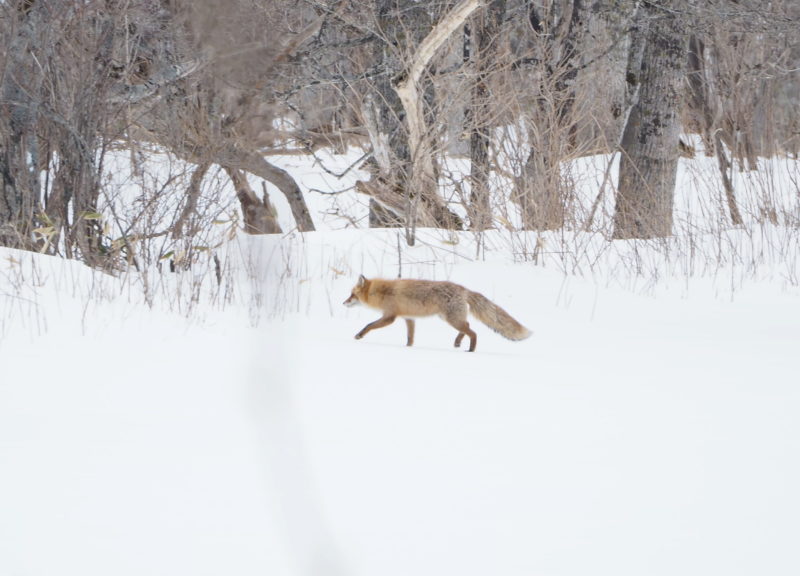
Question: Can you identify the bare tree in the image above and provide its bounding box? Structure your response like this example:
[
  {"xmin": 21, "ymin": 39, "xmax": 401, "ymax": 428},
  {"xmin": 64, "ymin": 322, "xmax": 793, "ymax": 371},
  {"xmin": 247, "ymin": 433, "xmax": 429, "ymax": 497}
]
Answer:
[
  {"xmin": 3, "ymin": 0, "xmax": 800, "ymax": 266},
  {"xmin": 125, "ymin": 0, "xmax": 317, "ymax": 233},
  {"xmin": 0, "ymin": 0, "xmax": 44, "ymax": 249},
  {"xmin": 686, "ymin": 34, "xmax": 742, "ymax": 226},
  {"xmin": 464, "ymin": 0, "xmax": 506, "ymax": 232},
  {"xmin": 358, "ymin": 0, "xmax": 470, "ymax": 243},
  {"xmin": 0, "ymin": 0, "xmax": 123, "ymax": 264},
  {"xmin": 514, "ymin": 0, "xmax": 587, "ymax": 231},
  {"xmin": 613, "ymin": 1, "xmax": 688, "ymax": 239}
]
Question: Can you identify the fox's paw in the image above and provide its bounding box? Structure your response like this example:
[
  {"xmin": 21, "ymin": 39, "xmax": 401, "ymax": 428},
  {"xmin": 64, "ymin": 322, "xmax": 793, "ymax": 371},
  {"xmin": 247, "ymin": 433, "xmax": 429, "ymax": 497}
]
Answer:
[{"xmin": 354, "ymin": 332, "xmax": 364, "ymax": 340}]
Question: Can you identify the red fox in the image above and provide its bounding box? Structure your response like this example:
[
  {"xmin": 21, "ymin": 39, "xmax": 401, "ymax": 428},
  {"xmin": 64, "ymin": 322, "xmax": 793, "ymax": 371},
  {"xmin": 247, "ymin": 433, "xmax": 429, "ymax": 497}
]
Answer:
[{"xmin": 343, "ymin": 275, "xmax": 531, "ymax": 352}]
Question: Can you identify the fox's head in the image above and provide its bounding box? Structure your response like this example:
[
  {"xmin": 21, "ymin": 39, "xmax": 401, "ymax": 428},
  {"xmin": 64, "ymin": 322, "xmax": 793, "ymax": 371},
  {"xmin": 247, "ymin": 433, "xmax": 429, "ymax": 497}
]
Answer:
[{"xmin": 343, "ymin": 275, "xmax": 369, "ymax": 307}]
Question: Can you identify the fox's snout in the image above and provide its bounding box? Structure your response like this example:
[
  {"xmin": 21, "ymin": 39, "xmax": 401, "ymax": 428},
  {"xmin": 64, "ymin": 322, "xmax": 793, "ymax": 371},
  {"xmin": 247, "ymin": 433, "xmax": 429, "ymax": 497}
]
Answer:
[{"xmin": 344, "ymin": 275, "xmax": 368, "ymax": 308}]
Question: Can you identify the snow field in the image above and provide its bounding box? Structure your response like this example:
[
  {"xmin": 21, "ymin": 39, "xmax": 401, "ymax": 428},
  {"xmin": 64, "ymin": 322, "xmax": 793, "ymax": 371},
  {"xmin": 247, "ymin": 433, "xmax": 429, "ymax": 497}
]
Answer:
[{"xmin": 2, "ymin": 146, "xmax": 800, "ymax": 575}]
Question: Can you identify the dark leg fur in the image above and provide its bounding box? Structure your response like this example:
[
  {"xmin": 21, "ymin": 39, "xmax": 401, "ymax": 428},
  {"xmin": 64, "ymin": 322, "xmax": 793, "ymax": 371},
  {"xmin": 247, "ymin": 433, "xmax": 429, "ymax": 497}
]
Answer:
[
  {"xmin": 466, "ymin": 328, "xmax": 477, "ymax": 352},
  {"xmin": 355, "ymin": 315, "xmax": 396, "ymax": 340},
  {"xmin": 405, "ymin": 319, "xmax": 415, "ymax": 347},
  {"xmin": 448, "ymin": 319, "xmax": 477, "ymax": 352}
]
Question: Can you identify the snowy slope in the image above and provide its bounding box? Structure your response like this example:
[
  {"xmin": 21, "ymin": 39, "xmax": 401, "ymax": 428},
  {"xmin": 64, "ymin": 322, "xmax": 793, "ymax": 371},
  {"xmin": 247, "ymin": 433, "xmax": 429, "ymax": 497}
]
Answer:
[{"xmin": 2, "ymin": 149, "xmax": 800, "ymax": 576}]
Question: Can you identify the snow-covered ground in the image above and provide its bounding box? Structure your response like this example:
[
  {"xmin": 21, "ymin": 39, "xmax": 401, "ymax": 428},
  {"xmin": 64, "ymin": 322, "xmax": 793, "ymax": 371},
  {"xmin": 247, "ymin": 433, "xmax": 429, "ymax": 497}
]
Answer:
[{"xmin": 2, "ymin": 149, "xmax": 800, "ymax": 576}]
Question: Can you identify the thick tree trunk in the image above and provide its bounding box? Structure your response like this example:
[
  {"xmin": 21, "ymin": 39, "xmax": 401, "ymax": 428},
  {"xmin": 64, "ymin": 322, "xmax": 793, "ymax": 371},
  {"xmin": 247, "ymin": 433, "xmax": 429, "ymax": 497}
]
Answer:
[
  {"xmin": 466, "ymin": 0, "xmax": 505, "ymax": 231},
  {"xmin": 518, "ymin": 0, "xmax": 584, "ymax": 231},
  {"xmin": 240, "ymin": 155, "xmax": 313, "ymax": 232},
  {"xmin": 584, "ymin": 2, "xmax": 646, "ymax": 231},
  {"xmin": 219, "ymin": 146, "xmax": 314, "ymax": 232},
  {"xmin": 394, "ymin": 0, "xmax": 484, "ymax": 194},
  {"xmin": 0, "ymin": 4, "xmax": 43, "ymax": 249},
  {"xmin": 613, "ymin": 2, "xmax": 688, "ymax": 240},
  {"xmin": 618, "ymin": 5, "xmax": 649, "ymax": 143},
  {"xmin": 224, "ymin": 167, "xmax": 282, "ymax": 235},
  {"xmin": 364, "ymin": 0, "xmax": 477, "ymax": 241},
  {"xmin": 362, "ymin": 0, "xmax": 418, "ymax": 229},
  {"xmin": 355, "ymin": 179, "xmax": 461, "ymax": 230}
]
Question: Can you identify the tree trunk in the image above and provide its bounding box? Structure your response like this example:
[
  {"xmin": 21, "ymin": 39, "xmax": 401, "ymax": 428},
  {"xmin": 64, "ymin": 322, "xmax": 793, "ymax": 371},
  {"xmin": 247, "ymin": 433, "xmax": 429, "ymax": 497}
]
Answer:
[
  {"xmin": 613, "ymin": 2, "xmax": 688, "ymax": 240},
  {"xmin": 362, "ymin": 0, "xmax": 418, "ymax": 229},
  {"xmin": 0, "ymin": 4, "xmax": 43, "ymax": 249},
  {"xmin": 219, "ymin": 146, "xmax": 314, "ymax": 232},
  {"xmin": 364, "ymin": 0, "xmax": 475, "ymax": 241},
  {"xmin": 519, "ymin": 139, "xmax": 565, "ymax": 230},
  {"xmin": 394, "ymin": 0, "xmax": 484, "ymax": 197},
  {"xmin": 355, "ymin": 179, "xmax": 461, "ymax": 230},
  {"xmin": 466, "ymin": 0, "xmax": 506, "ymax": 231},
  {"xmin": 518, "ymin": 0, "xmax": 584, "ymax": 231},
  {"xmin": 617, "ymin": 3, "xmax": 649, "ymax": 143},
  {"xmin": 584, "ymin": 1, "xmax": 646, "ymax": 231},
  {"xmin": 173, "ymin": 162, "xmax": 212, "ymax": 239},
  {"xmin": 224, "ymin": 167, "xmax": 282, "ymax": 235},
  {"xmin": 686, "ymin": 35, "xmax": 743, "ymax": 226}
]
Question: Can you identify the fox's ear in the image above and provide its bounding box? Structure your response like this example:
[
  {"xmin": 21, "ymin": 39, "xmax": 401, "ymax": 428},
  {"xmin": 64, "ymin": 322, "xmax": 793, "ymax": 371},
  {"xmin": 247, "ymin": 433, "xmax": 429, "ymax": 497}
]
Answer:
[{"xmin": 357, "ymin": 274, "xmax": 367, "ymax": 286}]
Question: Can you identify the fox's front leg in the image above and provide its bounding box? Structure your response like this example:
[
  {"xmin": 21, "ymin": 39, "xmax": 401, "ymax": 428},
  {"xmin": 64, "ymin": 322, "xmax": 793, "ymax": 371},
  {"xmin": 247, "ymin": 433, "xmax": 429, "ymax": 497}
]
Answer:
[
  {"xmin": 355, "ymin": 314, "xmax": 396, "ymax": 340},
  {"xmin": 405, "ymin": 319, "xmax": 415, "ymax": 347}
]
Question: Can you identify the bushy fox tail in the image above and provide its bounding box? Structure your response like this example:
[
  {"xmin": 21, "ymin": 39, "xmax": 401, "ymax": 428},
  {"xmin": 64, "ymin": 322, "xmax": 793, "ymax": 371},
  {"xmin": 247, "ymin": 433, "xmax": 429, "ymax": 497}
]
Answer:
[{"xmin": 467, "ymin": 291, "xmax": 531, "ymax": 341}]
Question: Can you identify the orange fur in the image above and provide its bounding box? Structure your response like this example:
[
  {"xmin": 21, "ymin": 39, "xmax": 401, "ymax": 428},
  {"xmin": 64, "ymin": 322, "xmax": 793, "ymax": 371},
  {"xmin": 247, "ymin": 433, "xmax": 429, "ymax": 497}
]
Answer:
[{"xmin": 344, "ymin": 276, "xmax": 531, "ymax": 352}]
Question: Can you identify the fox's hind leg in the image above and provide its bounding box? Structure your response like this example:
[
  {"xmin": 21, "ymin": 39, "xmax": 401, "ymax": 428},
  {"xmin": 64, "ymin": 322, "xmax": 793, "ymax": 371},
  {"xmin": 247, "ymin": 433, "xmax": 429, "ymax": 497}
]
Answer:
[
  {"xmin": 355, "ymin": 314, "xmax": 396, "ymax": 340},
  {"xmin": 447, "ymin": 316, "xmax": 477, "ymax": 352},
  {"xmin": 452, "ymin": 324, "xmax": 477, "ymax": 351},
  {"xmin": 405, "ymin": 318, "xmax": 415, "ymax": 347}
]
